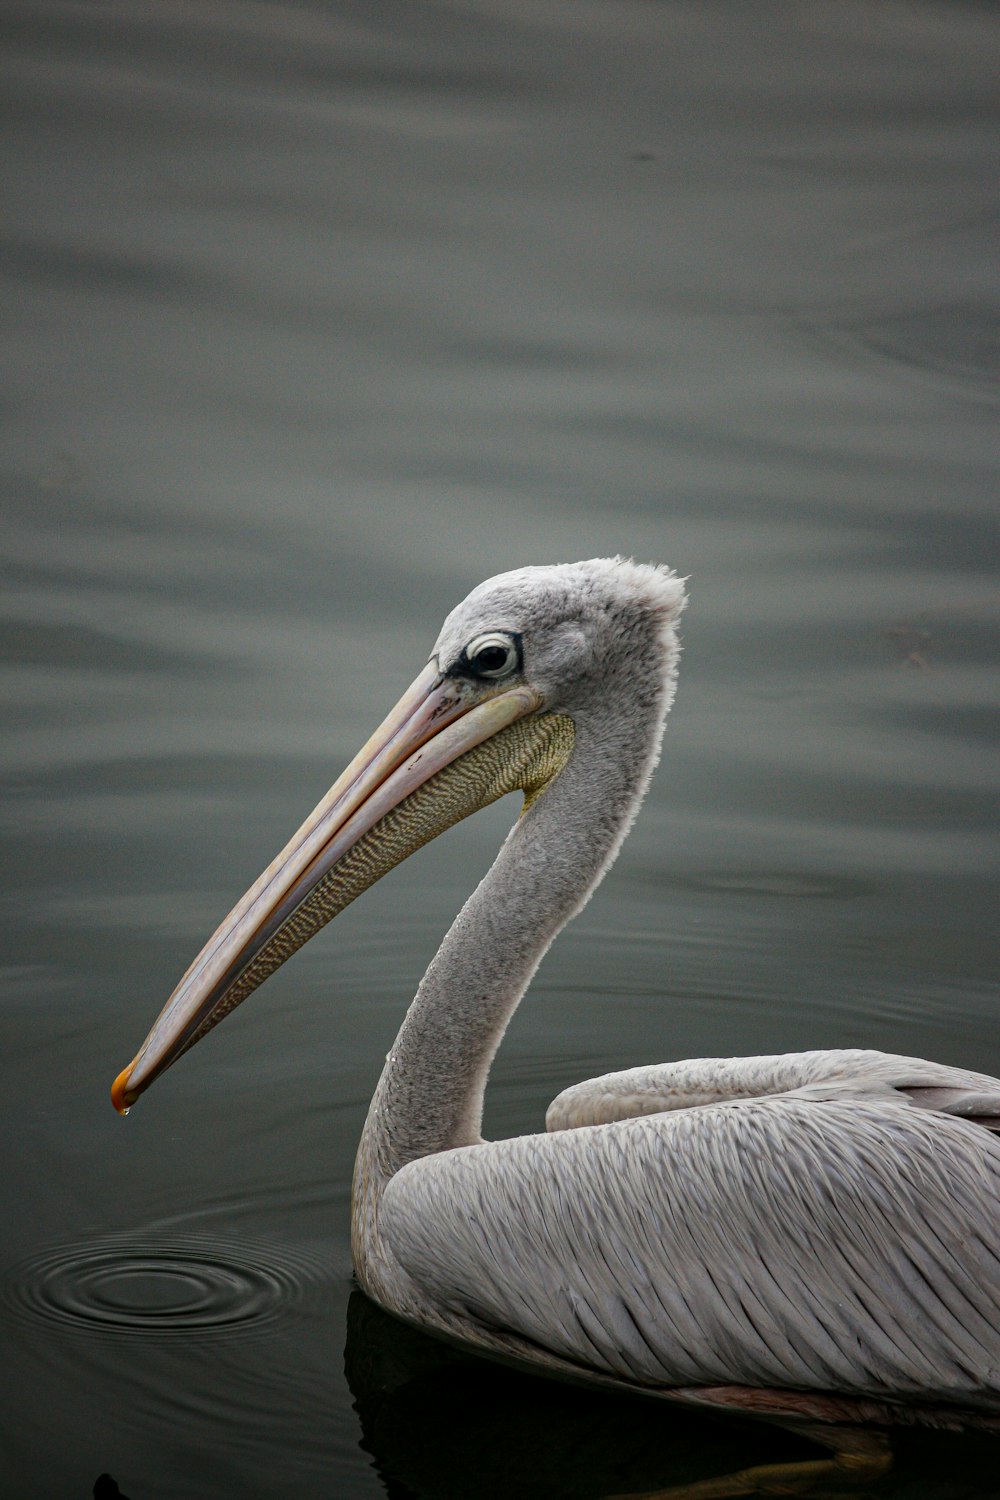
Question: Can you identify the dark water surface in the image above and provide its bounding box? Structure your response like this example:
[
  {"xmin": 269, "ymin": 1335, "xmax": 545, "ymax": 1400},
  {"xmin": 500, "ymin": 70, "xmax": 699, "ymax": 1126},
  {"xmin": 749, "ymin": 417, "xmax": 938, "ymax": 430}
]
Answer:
[{"xmin": 2, "ymin": 3, "xmax": 998, "ymax": 1496}]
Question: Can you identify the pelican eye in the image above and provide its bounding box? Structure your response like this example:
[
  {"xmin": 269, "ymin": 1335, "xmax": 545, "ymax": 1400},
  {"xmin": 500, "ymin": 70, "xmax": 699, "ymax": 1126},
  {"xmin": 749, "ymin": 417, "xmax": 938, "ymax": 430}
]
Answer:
[{"xmin": 463, "ymin": 632, "xmax": 521, "ymax": 680}]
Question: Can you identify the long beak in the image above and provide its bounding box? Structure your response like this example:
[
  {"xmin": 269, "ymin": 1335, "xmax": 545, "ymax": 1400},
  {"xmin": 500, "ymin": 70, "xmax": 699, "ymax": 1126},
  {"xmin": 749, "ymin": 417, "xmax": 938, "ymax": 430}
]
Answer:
[{"xmin": 111, "ymin": 663, "xmax": 574, "ymax": 1113}]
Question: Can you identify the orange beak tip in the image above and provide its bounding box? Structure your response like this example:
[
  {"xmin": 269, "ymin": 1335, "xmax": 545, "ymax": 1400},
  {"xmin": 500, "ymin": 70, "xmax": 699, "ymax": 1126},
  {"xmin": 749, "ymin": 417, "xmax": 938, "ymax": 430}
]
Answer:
[{"xmin": 111, "ymin": 1065, "xmax": 137, "ymax": 1116}]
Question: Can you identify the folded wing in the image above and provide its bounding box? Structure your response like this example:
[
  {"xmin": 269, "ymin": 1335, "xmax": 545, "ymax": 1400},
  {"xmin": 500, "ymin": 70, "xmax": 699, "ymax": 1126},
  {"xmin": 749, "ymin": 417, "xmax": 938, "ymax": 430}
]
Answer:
[
  {"xmin": 382, "ymin": 1076, "xmax": 1000, "ymax": 1408},
  {"xmin": 545, "ymin": 1048, "xmax": 1000, "ymax": 1131}
]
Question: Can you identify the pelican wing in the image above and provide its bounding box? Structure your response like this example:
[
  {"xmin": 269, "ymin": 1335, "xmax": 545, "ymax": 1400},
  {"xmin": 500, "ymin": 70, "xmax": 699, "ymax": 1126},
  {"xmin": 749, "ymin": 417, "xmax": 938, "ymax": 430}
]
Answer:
[
  {"xmin": 545, "ymin": 1049, "xmax": 1000, "ymax": 1130},
  {"xmin": 381, "ymin": 1086, "xmax": 1000, "ymax": 1406}
]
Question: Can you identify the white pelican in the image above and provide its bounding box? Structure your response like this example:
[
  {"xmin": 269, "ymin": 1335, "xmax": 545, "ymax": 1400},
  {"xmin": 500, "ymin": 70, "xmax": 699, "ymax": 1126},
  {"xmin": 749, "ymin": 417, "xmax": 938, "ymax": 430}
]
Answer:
[{"xmin": 113, "ymin": 558, "xmax": 1000, "ymax": 1470}]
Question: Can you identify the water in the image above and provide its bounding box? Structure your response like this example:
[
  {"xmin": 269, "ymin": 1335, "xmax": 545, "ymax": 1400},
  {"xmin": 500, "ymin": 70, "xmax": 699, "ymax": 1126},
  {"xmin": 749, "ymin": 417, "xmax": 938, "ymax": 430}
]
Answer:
[{"xmin": 2, "ymin": 3, "xmax": 997, "ymax": 1496}]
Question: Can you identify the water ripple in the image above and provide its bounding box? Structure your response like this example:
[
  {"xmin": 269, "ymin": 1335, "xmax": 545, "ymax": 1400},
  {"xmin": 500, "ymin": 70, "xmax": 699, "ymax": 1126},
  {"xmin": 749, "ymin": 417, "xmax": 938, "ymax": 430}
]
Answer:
[{"xmin": 3, "ymin": 1232, "xmax": 324, "ymax": 1341}]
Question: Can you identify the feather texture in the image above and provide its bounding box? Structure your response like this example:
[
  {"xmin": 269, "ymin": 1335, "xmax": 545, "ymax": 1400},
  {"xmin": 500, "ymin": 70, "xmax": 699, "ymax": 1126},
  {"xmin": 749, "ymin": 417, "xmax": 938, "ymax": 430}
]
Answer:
[
  {"xmin": 382, "ymin": 1073, "xmax": 1000, "ymax": 1404},
  {"xmin": 545, "ymin": 1050, "xmax": 1000, "ymax": 1131}
]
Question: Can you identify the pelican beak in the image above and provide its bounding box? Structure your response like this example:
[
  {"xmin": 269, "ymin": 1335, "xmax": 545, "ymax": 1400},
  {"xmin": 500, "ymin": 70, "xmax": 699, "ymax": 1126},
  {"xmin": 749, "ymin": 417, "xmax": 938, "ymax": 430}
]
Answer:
[{"xmin": 111, "ymin": 662, "xmax": 574, "ymax": 1113}]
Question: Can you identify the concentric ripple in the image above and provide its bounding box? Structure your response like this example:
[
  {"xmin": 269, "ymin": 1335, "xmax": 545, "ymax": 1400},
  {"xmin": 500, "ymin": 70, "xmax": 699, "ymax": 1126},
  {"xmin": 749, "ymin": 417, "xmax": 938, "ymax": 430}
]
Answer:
[{"xmin": 3, "ymin": 1232, "xmax": 325, "ymax": 1341}]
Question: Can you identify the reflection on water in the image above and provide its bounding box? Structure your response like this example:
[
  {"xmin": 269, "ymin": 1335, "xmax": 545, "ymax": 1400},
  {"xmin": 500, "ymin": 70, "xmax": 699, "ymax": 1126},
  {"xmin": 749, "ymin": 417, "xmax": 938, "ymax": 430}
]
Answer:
[
  {"xmin": 345, "ymin": 1293, "xmax": 1000, "ymax": 1500},
  {"xmin": 2, "ymin": 0, "xmax": 998, "ymax": 1496},
  {"xmin": 93, "ymin": 1476, "xmax": 131, "ymax": 1500},
  {"xmin": 344, "ymin": 1291, "xmax": 788, "ymax": 1500}
]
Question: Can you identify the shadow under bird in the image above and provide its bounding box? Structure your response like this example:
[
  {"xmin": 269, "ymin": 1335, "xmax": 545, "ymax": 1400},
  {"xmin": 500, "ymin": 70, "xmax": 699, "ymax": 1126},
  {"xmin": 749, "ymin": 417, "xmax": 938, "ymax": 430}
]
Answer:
[{"xmin": 112, "ymin": 558, "xmax": 1000, "ymax": 1487}]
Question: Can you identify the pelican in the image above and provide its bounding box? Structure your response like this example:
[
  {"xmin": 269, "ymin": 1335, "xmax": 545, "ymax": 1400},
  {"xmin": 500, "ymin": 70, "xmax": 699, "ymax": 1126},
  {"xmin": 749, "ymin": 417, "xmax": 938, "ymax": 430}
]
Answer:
[{"xmin": 112, "ymin": 558, "xmax": 1000, "ymax": 1471}]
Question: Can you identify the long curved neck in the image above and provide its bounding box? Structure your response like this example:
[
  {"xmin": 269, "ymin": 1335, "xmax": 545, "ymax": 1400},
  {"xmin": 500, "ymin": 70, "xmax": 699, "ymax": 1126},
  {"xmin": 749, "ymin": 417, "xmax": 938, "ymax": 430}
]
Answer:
[
  {"xmin": 355, "ymin": 697, "xmax": 666, "ymax": 1195},
  {"xmin": 351, "ymin": 700, "xmax": 671, "ymax": 1303},
  {"xmin": 362, "ymin": 782, "xmax": 592, "ymax": 1178},
  {"xmin": 348, "ymin": 570, "xmax": 683, "ymax": 1304}
]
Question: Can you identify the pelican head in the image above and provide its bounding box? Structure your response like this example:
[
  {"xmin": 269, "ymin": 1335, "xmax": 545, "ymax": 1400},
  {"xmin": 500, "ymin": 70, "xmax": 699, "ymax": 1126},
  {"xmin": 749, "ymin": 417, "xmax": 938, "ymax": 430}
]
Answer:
[{"xmin": 112, "ymin": 558, "xmax": 685, "ymax": 1112}]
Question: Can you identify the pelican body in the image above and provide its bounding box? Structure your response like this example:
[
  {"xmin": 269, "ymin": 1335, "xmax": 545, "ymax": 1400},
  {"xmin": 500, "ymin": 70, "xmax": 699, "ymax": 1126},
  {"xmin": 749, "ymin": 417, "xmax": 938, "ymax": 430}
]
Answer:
[{"xmin": 113, "ymin": 558, "xmax": 1000, "ymax": 1433}]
